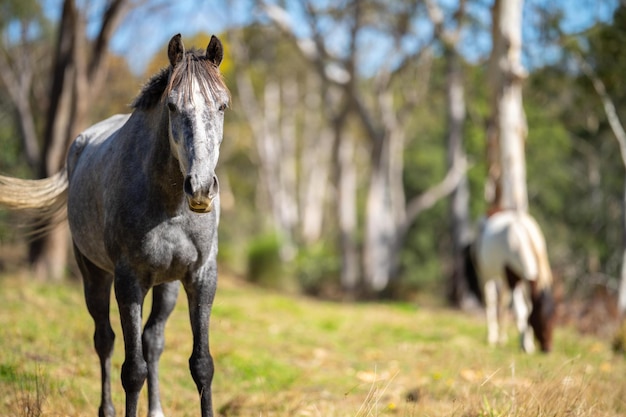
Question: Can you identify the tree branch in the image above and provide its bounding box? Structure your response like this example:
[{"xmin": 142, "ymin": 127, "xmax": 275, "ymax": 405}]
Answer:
[
  {"xmin": 0, "ymin": 26, "xmax": 41, "ymax": 168},
  {"xmin": 88, "ymin": 0, "xmax": 132, "ymax": 83},
  {"xmin": 402, "ymin": 155, "xmax": 469, "ymax": 234},
  {"xmin": 575, "ymin": 53, "xmax": 626, "ymax": 169},
  {"xmin": 261, "ymin": 1, "xmax": 350, "ymax": 85}
]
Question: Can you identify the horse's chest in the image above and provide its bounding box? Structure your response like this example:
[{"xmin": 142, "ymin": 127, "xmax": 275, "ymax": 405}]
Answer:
[{"xmin": 140, "ymin": 223, "xmax": 209, "ymax": 280}]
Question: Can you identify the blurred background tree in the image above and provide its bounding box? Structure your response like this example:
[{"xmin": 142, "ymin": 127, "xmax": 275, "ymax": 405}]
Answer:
[{"xmin": 0, "ymin": 0, "xmax": 624, "ymax": 310}]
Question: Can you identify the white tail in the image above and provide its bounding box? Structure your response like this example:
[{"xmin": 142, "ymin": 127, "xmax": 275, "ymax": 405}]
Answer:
[{"xmin": 0, "ymin": 170, "xmax": 69, "ymax": 235}]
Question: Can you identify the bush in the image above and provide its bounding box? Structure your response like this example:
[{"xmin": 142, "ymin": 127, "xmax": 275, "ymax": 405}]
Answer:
[
  {"xmin": 295, "ymin": 242, "xmax": 340, "ymax": 297},
  {"xmin": 246, "ymin": 233, "xmax": 285, "ymax": 289}
]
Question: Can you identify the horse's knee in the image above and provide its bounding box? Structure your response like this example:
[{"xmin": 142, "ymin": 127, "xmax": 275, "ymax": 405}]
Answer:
[
  {"xmin": 189, "ymin": 353, "xmax": 214, "ymax": 391},
  {"xmin": 94, "ymin": 325, "xmax": 115, "ymax": 358},
  {"xmin": 121, "ymin": 357, "xmax": 148, "ymax": 393}
]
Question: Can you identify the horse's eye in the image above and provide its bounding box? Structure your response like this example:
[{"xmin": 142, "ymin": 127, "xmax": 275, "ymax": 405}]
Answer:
[
  {"xmin": 218, "ymin": 103, "xmax": 227, "ymax": 112},
  {"xmin": 167, "ymin": 102, "xmax": 177, "ymax": 113}
]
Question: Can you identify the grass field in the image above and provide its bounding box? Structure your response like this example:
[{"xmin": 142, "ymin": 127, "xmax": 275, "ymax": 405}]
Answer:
[{"xmin": 1, "ymin": 271, "xmax": 625, "ymax": 417}]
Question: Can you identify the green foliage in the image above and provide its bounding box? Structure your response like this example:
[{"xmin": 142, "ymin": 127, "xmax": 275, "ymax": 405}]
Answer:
[
  {"xmin": 245, "ymin": 232, "xmax": 285, "ymax": 289},
  {"xmin": 294, "ymin": 242, "xmax": 341, "ymax": 296}
]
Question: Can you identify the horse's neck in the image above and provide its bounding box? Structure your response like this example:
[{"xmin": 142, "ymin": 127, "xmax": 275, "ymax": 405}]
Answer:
[{"xmin": 137, "ymin": 108, "xmax": 186, "ymax": 211}]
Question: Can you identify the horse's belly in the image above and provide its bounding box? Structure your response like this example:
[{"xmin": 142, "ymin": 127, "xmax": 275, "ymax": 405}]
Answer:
[
  {"xmin": 67, "ymin": 182, "xmax": 114, "ymax": 273},
  {"xmin": 66, "ymin": 115, "xmax": 130, "ymax": 273},
  {"xmin": 477, "ymin": 235, "xmax": 508, "ymax": 281}
]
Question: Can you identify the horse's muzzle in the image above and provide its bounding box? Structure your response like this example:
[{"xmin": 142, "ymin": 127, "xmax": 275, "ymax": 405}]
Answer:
[
  {"xmin": 187, "ymin": 195, "xmax": 214, "ymax": 213},
  {"xmin": 184, "ymin": 174, "xmax": 219, "ymax": 213}
]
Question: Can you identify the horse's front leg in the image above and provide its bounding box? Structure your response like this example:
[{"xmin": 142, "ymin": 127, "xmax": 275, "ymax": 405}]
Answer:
[
  {"xmin": 512, "ymin": 284, "xmax": 535, "ymax": 353},
  {"xmin": 143, "ymin": 282, "xmax": 181, "ymax": 417},
  {"xmin": 184, "ymin": 267, "xmax": 218, "ymax": 417},
  {"xmin": 114, "ymin": 270, "xmax": 149, "ymax": 417}
]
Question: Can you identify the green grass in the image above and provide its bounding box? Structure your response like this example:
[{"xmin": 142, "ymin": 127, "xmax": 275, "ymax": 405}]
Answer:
[{"xmin": 1, "ymin": 272, "xmax": 625, "ymax": 416}]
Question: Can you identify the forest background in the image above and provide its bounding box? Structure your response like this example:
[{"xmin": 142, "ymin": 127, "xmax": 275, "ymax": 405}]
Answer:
[{"xmin": 0, "ymin": 0, "xmax": 625, "ymax": 315}]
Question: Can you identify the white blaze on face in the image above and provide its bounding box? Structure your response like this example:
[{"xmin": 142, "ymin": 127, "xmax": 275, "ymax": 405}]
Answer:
[{"xmin": 168, "ymin": 75, "xmax": 228, "ymax": 212}]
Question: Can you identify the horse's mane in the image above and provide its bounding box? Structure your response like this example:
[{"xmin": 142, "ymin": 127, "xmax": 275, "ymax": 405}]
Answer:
[{"xmin": 132, "ymin": 48, "xmax": 229, "ymax": 110}]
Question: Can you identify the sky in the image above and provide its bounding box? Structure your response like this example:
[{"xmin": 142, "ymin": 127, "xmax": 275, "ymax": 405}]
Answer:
[{"xmin": 40, "ymin": 0, "xmax": 619, "ymax": 76}]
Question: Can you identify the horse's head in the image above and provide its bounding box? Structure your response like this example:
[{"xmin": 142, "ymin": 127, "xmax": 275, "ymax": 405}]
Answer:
[
  {"xmin": 165, "ymin": 34, "xmax": 229, "ymax": 213},
  {"xmin": 528, "ymin": 285, "xmax": 556, "ymax": 353}
]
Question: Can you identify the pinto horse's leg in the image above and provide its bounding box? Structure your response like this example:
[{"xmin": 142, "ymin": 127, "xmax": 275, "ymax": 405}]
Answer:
[
  {"xmin": 484, "ymin": 280, "xmax": 499, "ymax": 347},
  {"xmin": 143, "ymin": 282, "xmax": 181, "ymax": 417},
  {"xmin": 114, "ymin": 269, "xmax": 149, "ymax": 417},
  {"xmin": 512, "ymin": 284, "xmax": 535, "ymax": 353},
  {"xmin": 184, "ymin": 272, "xmax": 218, "ymax": 417},
  {"xmin": 74, "ymin": 246, "xmax": 116, "ymax": 417}
]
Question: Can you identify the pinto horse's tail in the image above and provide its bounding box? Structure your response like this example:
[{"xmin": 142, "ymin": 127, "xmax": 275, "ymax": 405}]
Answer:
[{"xmin": 0, "ymin": 170, "xmax": 69, "ymax": 235}]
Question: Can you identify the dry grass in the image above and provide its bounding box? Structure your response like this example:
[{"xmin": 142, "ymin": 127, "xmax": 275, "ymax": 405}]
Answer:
[{"xmin": 1, "ymin": 272, "xmax": 625, "ymax": 416}]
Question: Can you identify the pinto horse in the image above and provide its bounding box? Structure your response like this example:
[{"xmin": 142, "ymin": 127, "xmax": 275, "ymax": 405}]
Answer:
[
  {"xmin": 465, "ymin": 210, "xmax": 556, "ymax": 353},
  {"xmin": 0, "ymin": 34, "xmax": 229, "ymax": 417}
]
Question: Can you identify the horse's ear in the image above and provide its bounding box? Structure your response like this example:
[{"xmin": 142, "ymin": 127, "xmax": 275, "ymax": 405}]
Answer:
[
  {"xmin": 206, "ymin": 35, "xmax": 223, "ymax": 67},
  {"xmin": 168, "ymin": 34, "xmax": 185, "ymax": 67}
]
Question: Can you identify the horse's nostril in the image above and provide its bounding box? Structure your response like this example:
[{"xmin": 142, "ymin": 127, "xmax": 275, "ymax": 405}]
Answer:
[
  {"xmin": 210, "ymin": 175, "xmax": 219, "ymax": 196},
  {"xmin": 183, "ymin": 176, "xmax": 193, "ymax": 196}
]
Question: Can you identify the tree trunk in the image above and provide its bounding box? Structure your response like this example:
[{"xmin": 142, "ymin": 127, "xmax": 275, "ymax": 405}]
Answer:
[
  {"xmin": 336, "ymin": 131, "xmax": 360, "ymax": 295},
  {"xmin": 277, "ymin": 78, "xmax": 299, "ymax": 259},
  {"xmin": 362, "ymin": 77, "xmax": 407, "ymax": 293},
  {"xmin": 300, "ymin": 76, "xmax": 332, "ymax": 244},
  {"xmin": 620, "ymin": 178, "xmax": 626, "ymax": 314},
  {"xmin": 28, "ymin": 0, "xmax": 82, "ymax": 281},
  {"xmin": 29, "ymin": 0, "xmax": 127, "ymax": 280},
  {"xmin": 363, "ymin": 133, "xmax": 397, "ymax": 292},
  {"xmin": 0, "ymin": 28, "xmax": 41, "ymax": 170},
  {"xmin": 486, "ymin": 0, "xmax": 528, "ymax": 212},
  {"xmin": 444, "ymin": 46, "xmax": 472, "ymax": 306}
]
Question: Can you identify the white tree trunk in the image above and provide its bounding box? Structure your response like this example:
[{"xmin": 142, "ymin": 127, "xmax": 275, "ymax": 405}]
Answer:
[
  {"xmin": 364, "ymin": 151, "xmax": 396, "ymax": 292},
  {"xmin": 487, "ymin": 0, "xmax": 528, "ymax": 211},
  {"xmin": 300, "ymin": 76, "xmax": 332, "ymax": 244},
  {"xmin": 446, "ymin": 47, "xmax": 472, "ymax": 305},
  {"xmin": 362, "ymin": 80, "xmax": 407, "ymax": 292},
  {"xmin": 337, "ymin": 133, "xmax": 359, "ymax": 293},
  {"xmin": 277, "ymin": 78, "xmax": 299, "ymax": 259}
]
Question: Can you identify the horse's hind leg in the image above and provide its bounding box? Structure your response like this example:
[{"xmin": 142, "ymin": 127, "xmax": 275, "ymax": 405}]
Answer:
[
  {"xmin": 143, "ymin": 282, "xmax": 180, "ymax": 417},
  {"xmin": 484, "ymin": 280, "xmax": 500, "ymax": 346},
  {"xmin": 74, "ymin": 246, "xmax": 116, "ymax": 417}
]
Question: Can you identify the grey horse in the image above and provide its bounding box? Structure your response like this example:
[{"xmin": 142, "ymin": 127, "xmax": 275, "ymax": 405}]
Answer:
[{"xmin": 0, "ymin": 34, "xmax": 229, "ymax": 417}]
